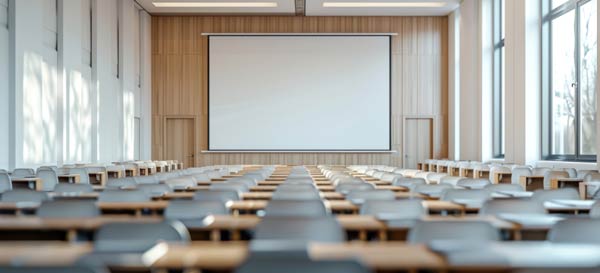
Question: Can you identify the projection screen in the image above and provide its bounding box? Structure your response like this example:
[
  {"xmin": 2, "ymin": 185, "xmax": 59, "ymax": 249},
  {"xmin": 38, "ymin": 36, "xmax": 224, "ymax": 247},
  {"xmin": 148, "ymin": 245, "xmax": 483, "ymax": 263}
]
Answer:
[{"xmin": 208, "ymin": 35, "xmax": 391, "ymax": 151}]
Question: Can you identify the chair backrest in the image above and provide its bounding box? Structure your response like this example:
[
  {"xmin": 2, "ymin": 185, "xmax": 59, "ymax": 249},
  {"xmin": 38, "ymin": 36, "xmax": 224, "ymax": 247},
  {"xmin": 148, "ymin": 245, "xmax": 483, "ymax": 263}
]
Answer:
[
  {"xmin": 440, "ymin": 189, "xmax": 491, "ymax": 202},
  {"xmin": 0, "ymin": 189, "xmax": 48, "ymax": 203},
  {"xmin": 210, "ymin": 182, "xmax": 249, "ymax": 193},
  {"xmin": 407, "ymin": 220, "xmax": 500, "ymax": 244},
  {"xmin": 194, "ymin": 190, "xmax": 241, "ymax": 202},
  {"xmin": 37, "ymin": 200, "xmax": 100, "ymax": 218},
  {"xmin": 392, "ymin": 177, "xmax": 426, "ymax": 190},
  {"xmin": 68, "ymin": 168, "xmax": 90, "ymax": 184},
  {"xmin": 190, "ymin": 173, "xmax": 210, "ymax": 183},
  {"xmin": 53, "ymin": 183, "xmax": 94, "ymax": 194},
  {"xmin": 134, "ymin": 175, "xmax": 161, "ymax": 185},
  {"xmin": 511, "ymin": 167, "xmax": 532, "ymax": 184},
  {"xmin": 360, "ymin": 199, "xmax": 425, "ymax": 219},
  {"xmin": 564, "ymin": 168, "xmax": 578, "ymax": 178},
  {"xmin": 164, "ymin": 176, "xmax": 197, "ymax": 190},
  {"xmin": 426, "ymin": 173, "xmax": 447, "ymax": 184},
  {"xmin": 284, "ymin": 177, "xmax": 313, "ymax": 184},
  {"xmin": 531, "ymin": 167, "xmax": 551, "ymax": 176},
  {"xmin": 412, "ymin": 184, "xmax": 454, "ymax": 198},
  {"xmin": 479, "ymin": 199, "xmax": 546, "ymax": 215},
  {"xmin": 531, "ymin": 188, "xmax": 580, "ymax": 203},
  {"xmin": 456, "ymin": 178, "xmax": 491, "ymax": 189},
  {"xmin": 236, "ymin": 256, "xmax": 371, "ymax": 273},
  {"xmin": 36, "ymin": 169, "xmax": 59, "ymax": 191},
  {"xmin": 581, "ymin": 171, "xmax": 600, "ymax": 180},
  {"xmin": 272, "ymin": 190, "xmax": 321, "ymax": 201},
  {"xmin": 276, "ymin": 184, "xmax": 318, "ymax": 192},
  {"xmin": 95, "ymin": 221, "xmax": 190, "ymax": 252},
  {"xmin": 346, "ymin": 190, "xmax": 396, "ymax": 202},
  {"xmin": 335, "ymin": 183, "xmax": 376, "ymax": 194},
  {"xmin": 483, "ymin": 183, "xmax": 525, "ymax": 193},
  {"xmin": 547, "ymin": 219, "xmax": 600, "ymax": 244},
  {"xmin": 543, "ymin": 171, "xmax": 569, "ymax": 189},
  {"xmin": 264, "ymin": 200, "xmax": 329, "ymax": 217},
  {"xmin": 380, "ymin": 173, "xmax": 401, "ymax": 182},
  {"xmin": 106, "ymin": 177, "xmax": 136, "ymax": 189},
  {"xmin": 0, "ymin": 173, "xmax": 12, "ymax": 193},
  {"xmin": 11, "ymin": 168, "xmax": 35, "ymax": 178},
  {"xmin": 589, "ymin": 201, "xmax": 600, "ymax": 218},
  {"xmin": 438, "ymin": 176, "xmax": 464, "ymax": 187},
  {"xmin": 136, "ymin": 183, "xmax": 173, "ymax": 197},
  {"xmin": 98, "ymin": 189, "xmax": 150, "ymax": 202},
  {"xmin": 229, "ymin": 177, "xmax": 258, "ymax": 187},
  {"xmin": 254, "ymin": 216, "xmax": 345, "ymax": 243},
  {"xmin": 165, "ymin": 200, "xmax": 228, "ymax": 219},
  {"xmin": 489, "ymin": 166, "xmax": 511, "ymax": 183}
]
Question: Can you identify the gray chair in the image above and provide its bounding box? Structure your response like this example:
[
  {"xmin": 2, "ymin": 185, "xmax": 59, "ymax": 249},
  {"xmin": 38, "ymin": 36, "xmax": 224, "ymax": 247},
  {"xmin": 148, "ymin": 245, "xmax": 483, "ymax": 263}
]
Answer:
[
  {"xmin": 440, "ymin": 189, "xmax": 491, "ymax": 203},
  {"xmin": 346, "ymin": 190, "xmax": 396, "ymax": 203},
  {"xmin": 456, "ymin": 178, "xmax": 491, "ymax": 189},
  {"xmin": 229, "ymin": 177, "xmax": 258, "ymax": 187},
  {"xmin": 548, "ymin": 219, "xmax": 600, "ymax": 244},
  {"xmin": 412, "ymin": 184, "xmax": 454, "ymax": 198},
  {"xmin": 236, "ymin": 257, "xmax": 371, "ymax": 273},
  {"xmin": 37, "ymin": 200, "xmax": 100, "ymax": 218},
  {"xmin": 360, "ymin": 199, "xmax": 424, "ymax": 227},
  {"xmin": 532, "ymin": 167, "xmax": 551, "ymax": 176},
  {"xmin": 511, "ymin": 167, "xmax": 532, "ymax": 184},
  {"xmin": 54, "ymin": 183, "xmax": 94, "ymax": 194},
  {"xmin": 11, "ymin": 168, "xmax": 35, "ymax": 178},
  {"xmin": 284, "ymin": 177, "xmax": 314, "ymax": 184},
  {"xmin": 191, "ymin": 173, "xmax": 211, "ymax": 183},
  {"xmin": 95, "ymin": 221, "xmax": 190, "ymax": 252},
  {"xmin": 264, "ymin": 200, "xmax": 329, "ymax": 217},
  {"xmin": 36, "ymin": 169, "xmax": 59, "ymax": 191},
  {"xmin": 164, "ymin": 177, "xmax": 197, "ymax": 190},
  {"xmin": 543, "ymin": 171, "xmax": 569, "ymax": 190},
  {"xmin": 106, "ymin": 177, "xmax": 136, "ymax": 189},
  {"xmin": 392, "ymin": 177, "xmax": 426, "ymax": 190},
  {"xmin": 479, "ymin": 199, "xmax": 546, "ymax": 215},
  {"xmin": 98, "ymin": 190, "xmax": 150, "ymax": 202},
  {"xmin": 133, "ymin": 175, "xmax": 160, "ymax": 185},
  {"xmin": 69, "ymin": 168, "xmax": 90, "ymax": 184},
  {"xmin": 0, "ymin": 266, "xmax": 108, "ymax": 273},
  {"xmin": 272, "ymin": 190, "xmax": 321, "ymax": 201},
  {"xmin": 136, "ymin": 184, "xmax": 173, "ymax": 197},
  {"xmin": 194, "ymin": 190, "xmax": 241, "ymax": 202},
  {"xmin": 254, "ymin": 216, "xmax": 345, "ymax": 243},
  {"xmin": 165, "ymin": 200, "xmax": 228, "ymax": 219},
  {"xmin": 483, "ymin": 183, "xmax": 525, "ymax": 193},
  {"xmin": 210, "ymin": 182, "xmax": 250, "ymax": 193},
  {"xmin": 0, "ymin": 172, "xmax": 12, "ymax": 193},
  {"xmin": 407, "ymin": 220, "xmax": 500, "ymax": 244},
  {"xmin": 1, "ymin": 189, "xmax": 48, "ymax": 203},
  {"xmin": 564, "ymin": 168, "xmax": 578, "ymax": 178},
  {"xmin": 531, "ymin": 188, "xmax": 580, "ymax": 203},
  {"xmin": 589, "ymin": 201, "xmax": 600, "ymax": 218},
  {"xmin": 276, "ymin": 183, "xmax": 317, "ymax": 192},
  {"xmin": 336, "ymin": 183, "xmax": 375, "ymax": 194}
]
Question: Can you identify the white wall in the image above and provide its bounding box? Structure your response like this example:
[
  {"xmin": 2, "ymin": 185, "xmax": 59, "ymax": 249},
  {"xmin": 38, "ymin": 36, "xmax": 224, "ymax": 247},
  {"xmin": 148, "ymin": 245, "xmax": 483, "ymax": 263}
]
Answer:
[
  {"xmin": 3, "ymin": 0, "xmax": 151, "ymax": 169},
  {"xmin": 0, "ymin": 0, "xmax": 8, "ymax": 169}
]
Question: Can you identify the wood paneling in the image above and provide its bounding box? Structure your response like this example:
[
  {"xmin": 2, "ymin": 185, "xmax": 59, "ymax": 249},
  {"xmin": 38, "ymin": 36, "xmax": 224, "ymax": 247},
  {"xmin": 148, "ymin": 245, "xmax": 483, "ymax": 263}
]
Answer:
[{"xmin": 152, "ymin": 16, "xmax": 448, "ymax": 167}]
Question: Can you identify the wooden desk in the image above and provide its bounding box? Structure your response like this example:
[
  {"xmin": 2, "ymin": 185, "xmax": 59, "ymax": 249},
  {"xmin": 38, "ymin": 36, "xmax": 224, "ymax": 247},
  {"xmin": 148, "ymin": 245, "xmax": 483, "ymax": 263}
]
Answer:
[
  {"xmin": 124, "ymin": 167, "xmax": 137, "ymax": 177},
  {"xmin": 106, "ymin": 170, "xmax": 124, "ymax": 178},
  {"xmin": 88, "ymin": 172, "xmax": 106, "ymax": 186},
  {"xmin": 58, "ymin": 174, "xmax": 80, "ymax": 183},
  {"xmin": 550, "ymin": 178, "xmax": 586, "ymax": 199},
  {"xmin": 448, "ymin": 166, "xmax": 460, "ymax": 177},
  {"xmin": 460, "ymin": 167, "xmax": 474, "ymax": 178},
  {"xmin": 98, "ymin": 201, "xmax": 169, "ymax": 216},
  {"xmin": 519, "ymin": 176, "xmax": 545, "ymax": 191},
  {"xmin": 10, "ymin": 177, "xmax": 43, "ymax": 191},
  {"xmin": 153, "ymin": 241, "xmax": 446, "ymax": 271},
  {"xmin": 492, "ymin": 171, "xmax": 512, "ymax": 184},
  {"xmin": 0, "ymin": 242, "xmax": 92, "ymax": 266},
  {"xmin": 474, "ymin": 169, "xmax": 490, "ymax": 179}
]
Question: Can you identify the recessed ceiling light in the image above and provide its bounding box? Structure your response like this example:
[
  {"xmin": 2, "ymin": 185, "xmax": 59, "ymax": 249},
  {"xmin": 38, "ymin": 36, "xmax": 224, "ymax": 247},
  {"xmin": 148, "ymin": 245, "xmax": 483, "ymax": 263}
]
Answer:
[
  {"xmin": 153, "ymin": 2, "xmax": 278, "ymax": 8},
  {"xmin": 322, "ymin": 2, "xmax": 447, "ymax": 8}
]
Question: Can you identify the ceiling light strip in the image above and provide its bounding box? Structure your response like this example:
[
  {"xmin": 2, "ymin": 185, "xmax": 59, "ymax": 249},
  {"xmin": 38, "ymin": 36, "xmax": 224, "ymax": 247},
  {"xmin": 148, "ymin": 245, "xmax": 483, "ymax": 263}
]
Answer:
[
  {"xmin": 322, "ymin": 2, "xmax": 447, "ymax": 8},
  {"xmin": 153, "ymin": 2, "xmax": 278, "ymax": 8}
]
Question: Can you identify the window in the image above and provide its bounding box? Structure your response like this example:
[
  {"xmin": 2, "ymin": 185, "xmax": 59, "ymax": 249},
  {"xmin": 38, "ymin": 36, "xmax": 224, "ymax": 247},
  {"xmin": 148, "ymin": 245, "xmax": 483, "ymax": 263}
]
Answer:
[
  {"xmin": 492, "ymin": 0, "xmax": 505, "ymax": 158},
  {"xmin": 542, "ymin": 0, "xmax": 597, "ymax": 161},
  {"xmin": 0, "ymin": 0, "xmax": 8, "ymax": 30},
  {"xmin": 82, "ymin": 0, "xmax": 92, "ymax": 67}
]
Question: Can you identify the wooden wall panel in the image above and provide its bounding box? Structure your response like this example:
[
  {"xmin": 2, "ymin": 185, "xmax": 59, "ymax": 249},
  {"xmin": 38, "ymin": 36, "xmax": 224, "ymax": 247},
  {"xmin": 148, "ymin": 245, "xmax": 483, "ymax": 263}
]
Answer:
[{"xmin": 152, "ymin": 16, "xmax": 449, "ymax": 167}]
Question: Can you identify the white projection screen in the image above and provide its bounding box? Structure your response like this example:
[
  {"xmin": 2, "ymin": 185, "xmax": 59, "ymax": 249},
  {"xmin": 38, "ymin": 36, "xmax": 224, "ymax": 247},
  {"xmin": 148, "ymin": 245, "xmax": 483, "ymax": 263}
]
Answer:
[{"xmin": 208, "ymin": 35, "xmax": 391, "ymax": 151}]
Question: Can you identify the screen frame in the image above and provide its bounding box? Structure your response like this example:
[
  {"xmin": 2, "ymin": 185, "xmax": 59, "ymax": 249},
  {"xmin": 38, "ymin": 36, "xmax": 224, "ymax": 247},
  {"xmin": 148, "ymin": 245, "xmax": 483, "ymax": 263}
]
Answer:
[{"xmin": 207, "ymin": 34, "xmax": 393, "ymax": 152}]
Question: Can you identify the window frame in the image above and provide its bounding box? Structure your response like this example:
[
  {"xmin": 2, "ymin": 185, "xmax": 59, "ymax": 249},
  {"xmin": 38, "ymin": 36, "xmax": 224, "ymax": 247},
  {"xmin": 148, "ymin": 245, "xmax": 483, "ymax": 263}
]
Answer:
[
  {"xmin": 541, "ymin": 0, "xmax": 597, "ymax": 162},
  {"xmin": 492, "ymin": 0, "xmax": 505, "ymax": 158}
]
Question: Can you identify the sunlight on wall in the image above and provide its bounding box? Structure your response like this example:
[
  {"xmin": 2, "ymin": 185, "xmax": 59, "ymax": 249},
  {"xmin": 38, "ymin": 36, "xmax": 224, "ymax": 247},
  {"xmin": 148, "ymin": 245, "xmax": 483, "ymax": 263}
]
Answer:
[{"xmin": 124, "ymin": 89, "xmax": 135, "ymax": 160}]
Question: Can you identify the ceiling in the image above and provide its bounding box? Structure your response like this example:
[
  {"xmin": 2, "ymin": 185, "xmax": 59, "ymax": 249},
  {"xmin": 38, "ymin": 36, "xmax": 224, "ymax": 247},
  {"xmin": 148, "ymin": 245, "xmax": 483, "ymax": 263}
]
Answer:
[{"xmin": 137, "ymin": 0, "xmax": 460, "ymax": 16}]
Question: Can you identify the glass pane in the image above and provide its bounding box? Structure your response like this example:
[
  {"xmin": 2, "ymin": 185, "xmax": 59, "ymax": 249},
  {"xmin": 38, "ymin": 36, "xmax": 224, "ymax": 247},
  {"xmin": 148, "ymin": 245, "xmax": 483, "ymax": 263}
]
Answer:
[
  {"xmin": 501, "ymin": 0, "xmax": 505, "ymax": 40},
  {"xmin": 552, "ymin": 0, "xmax": 570, "ymax": 9},
  {"xmin": 551, "ymin": 11, "xmax": 576, "ymax": 155},
  {"xmin": 579, "ymin": 0, "xmax": 597, "ymax": 155}
]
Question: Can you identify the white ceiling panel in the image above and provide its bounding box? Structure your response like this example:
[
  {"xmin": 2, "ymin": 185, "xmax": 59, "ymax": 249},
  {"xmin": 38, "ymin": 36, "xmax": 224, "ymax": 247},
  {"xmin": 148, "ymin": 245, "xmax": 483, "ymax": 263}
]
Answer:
[
  {"xmin": 306, "ymin": 0, "xmax": 460, "ymax": 16},
  {"xmin": 137, "ymin": 0, "xmax": 296, "ymax": 15}
]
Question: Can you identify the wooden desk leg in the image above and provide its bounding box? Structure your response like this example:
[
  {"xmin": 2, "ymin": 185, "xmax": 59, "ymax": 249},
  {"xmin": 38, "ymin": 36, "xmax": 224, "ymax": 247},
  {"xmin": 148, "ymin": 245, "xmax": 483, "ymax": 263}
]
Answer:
[
  {"xmin": 378, "ymin": 230, "xmax": 388, "ymax": 241},
  {"xmin": 232, "ymin": 230, "xmax": 241, "ymax": 241},
  {"xmin": 358, "ymin": 230, "xmax": 367, "ymax": 241},
  {"xmin": 66, "ymin": 229, "xmax": 77, "ymax": 243},
  {"xmin": 135, "ymin": 209, "xmax": 142, "ymax": 217},
  {"xmin": 579, "ymin": 183, "xmax": 588, "ymax": 200},
  {"xmin": 210, "ymin": 229, "xmax": 221, "ymax": 241},
  {"xmin": 513, "ymin": 230, "xmax": 522, "ymax": 241}
]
